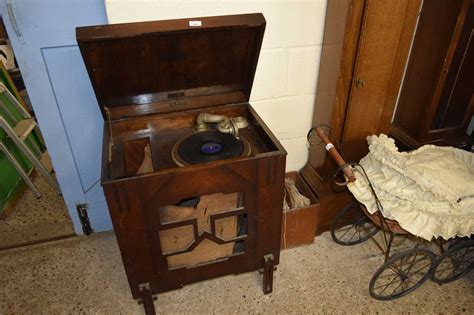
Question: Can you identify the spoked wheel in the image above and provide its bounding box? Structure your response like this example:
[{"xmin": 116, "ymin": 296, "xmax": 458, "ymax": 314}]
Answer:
[
  {"xmin": 331, "ymin": 202, "xmax": 380, "ymax": 246},
  {"xmin": 431, "ymin": 240, "xmax": 474, "ymax": 284},
  {"xmin": 369, "ymin": 248, "xmax": 436, "ymax": 300}
]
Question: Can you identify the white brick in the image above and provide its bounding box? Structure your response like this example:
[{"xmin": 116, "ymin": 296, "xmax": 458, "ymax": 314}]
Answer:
[
  {"xmin": 250, "ymin": 49, "xmax": 287, "ymax": 101},
  {"xmin": 220, "ymin": 1, "xmax": 286, "ymax": 49},
  {"xmin": 287, "ymin": 46, "xmax": 321, "ymax": 96},
  {"xmin": 106, "ymin": 0, "xmax": 226, "ymax": 23},
  {"xmin": 282, "ymin": 0, "xmax": 327, "ymax": 47},
  {"xmin": 220, "ymin": 0, "xmax": 327, "ymax": 49},
  {"xmin": 281, "ymin": 137, "xmax": 310, "ymax": 172},
  {"xmin": 252, "ymin": 95, "xmax": 315, "ymax": 140},
  {"xmin": 106, "ymin": 1, "xmax": 327, "ymax": 47}
]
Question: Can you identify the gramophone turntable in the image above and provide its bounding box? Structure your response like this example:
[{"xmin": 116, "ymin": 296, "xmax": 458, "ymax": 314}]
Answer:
[
  {"xmin": 171, "ymin": 113, "xmax": 252, "ymax": 166},
  {"xmin": 77, "ymin": 13, "xmax": 286, "ymax": 314}
]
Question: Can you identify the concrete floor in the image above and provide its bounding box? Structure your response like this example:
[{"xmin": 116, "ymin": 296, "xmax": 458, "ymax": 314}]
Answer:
[
  {"xmin": 0, "ymin": 230, "xmax": 472, "ymax": 314},
  {"xmin": 0, "ymin": 176, "xmax": 74, "ymax": 248}
]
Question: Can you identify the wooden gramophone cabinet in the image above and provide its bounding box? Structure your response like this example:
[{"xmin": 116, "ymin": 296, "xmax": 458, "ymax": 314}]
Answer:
[{"xmin": 76, "ymin": 13, "xmax": 286, "ymax": 314}]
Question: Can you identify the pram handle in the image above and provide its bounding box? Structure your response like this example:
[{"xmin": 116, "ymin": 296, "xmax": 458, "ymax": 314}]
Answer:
[{"xmin": 314, "ymin": 127, "xmax": 356, "ymax": 183}]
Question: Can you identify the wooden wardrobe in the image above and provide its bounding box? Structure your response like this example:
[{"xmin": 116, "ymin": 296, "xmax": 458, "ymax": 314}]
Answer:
[{"xmin": 302, "ymin": 0, "xmax": 422, "ymax": 234}]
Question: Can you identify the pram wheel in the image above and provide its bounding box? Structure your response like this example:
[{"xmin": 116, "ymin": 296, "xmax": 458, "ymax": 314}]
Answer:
[
  {"xmin": 431, "ymin": 240, "xmax": 474, "ymax": 284},
  {"xmin": 331, "ymin": 202, "xmax": 379, "ymax": 246},
  {"xmin": 369, "ymin": 248, "xmax": 435, "ymax": 300}
]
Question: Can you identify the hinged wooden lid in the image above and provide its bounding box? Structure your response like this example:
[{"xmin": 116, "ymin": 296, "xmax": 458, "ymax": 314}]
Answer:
[{"xmin": 76, "ymin": 13, "xmax": 265, "ymax": 120}]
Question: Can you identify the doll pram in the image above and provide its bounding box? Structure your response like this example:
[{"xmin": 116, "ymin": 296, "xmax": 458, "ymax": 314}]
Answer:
[{"xmin": 308, "ymin": 127, "xmax": 474, "ymax": 300}]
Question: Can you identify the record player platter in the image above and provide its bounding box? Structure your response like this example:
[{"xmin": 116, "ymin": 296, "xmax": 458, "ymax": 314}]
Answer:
[{"xmin": 172, "ymin": 131, "xmax": 251, "ymax": 166}]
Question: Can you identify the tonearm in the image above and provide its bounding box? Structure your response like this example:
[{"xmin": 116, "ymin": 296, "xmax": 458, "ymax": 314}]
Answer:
[{"xmin": 194, "ymin": 113, "xmax": 249, "ymax": 138}]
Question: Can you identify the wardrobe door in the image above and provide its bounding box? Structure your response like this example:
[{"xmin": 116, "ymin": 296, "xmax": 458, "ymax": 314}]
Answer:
[{"xmin": 332, "ymin": 0, "xmax": 422, "ymax": 161}]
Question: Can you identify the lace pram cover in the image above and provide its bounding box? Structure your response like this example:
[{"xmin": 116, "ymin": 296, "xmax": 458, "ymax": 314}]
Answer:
[{"xmin": 348, "ymin": 134, "xmax": 474, "ymax": 240}]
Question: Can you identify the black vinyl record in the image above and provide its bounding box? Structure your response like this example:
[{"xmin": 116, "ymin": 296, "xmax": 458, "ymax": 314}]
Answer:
[{"xmin": 177, "ymin": 131, "xmax": 245, "ymax": 165}]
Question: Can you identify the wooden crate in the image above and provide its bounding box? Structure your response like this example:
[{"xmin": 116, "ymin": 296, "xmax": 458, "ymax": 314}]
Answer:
[{"xmin": 281, "ymin": 171, "xmax": 320, "ymax": 249}]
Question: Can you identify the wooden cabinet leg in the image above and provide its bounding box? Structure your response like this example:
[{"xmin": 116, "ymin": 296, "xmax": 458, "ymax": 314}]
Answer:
[
  {"xmin": 138, "ymin": 283, "xmax": 156, "ymax": 315},
  {"xmin": 262, "ymin": 254, "xmax": 274, "ymax": 294}
]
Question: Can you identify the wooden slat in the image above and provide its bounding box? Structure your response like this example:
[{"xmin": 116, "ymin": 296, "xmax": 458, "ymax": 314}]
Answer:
[
  {"xmin": 39, "ymin": 150, "xmax": 53, "ymax": 173},
  {"xmin": 13, "ymin": 118, "xmax": 36, "ymax": 140}
]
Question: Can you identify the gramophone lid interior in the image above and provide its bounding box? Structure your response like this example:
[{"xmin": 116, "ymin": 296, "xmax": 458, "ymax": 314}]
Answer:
[{"xmin": 76, "ymin": 13, "xmax": 266, "ymax": 120}]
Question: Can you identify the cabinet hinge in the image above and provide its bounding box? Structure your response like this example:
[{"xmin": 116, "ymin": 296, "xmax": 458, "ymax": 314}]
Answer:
[{"xmin": 76, "ymin": 203, "xmax": 93, "ymax": 235}]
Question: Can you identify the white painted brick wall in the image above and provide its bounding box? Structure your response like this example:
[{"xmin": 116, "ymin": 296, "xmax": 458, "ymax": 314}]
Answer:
[{"xmin": 106, "ymin": 0, "xmax": 327, "ymax": 171}]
